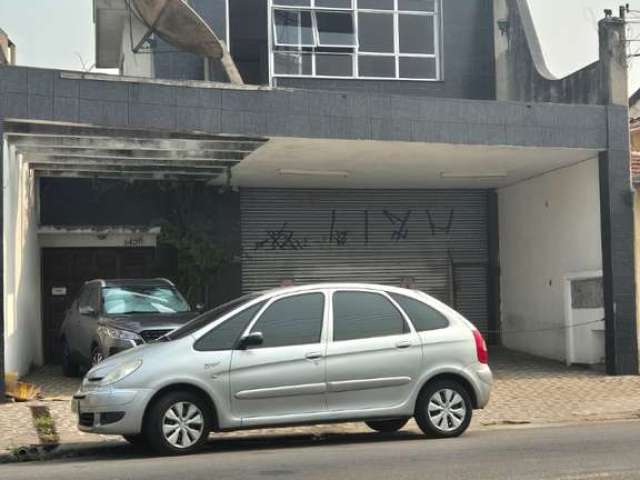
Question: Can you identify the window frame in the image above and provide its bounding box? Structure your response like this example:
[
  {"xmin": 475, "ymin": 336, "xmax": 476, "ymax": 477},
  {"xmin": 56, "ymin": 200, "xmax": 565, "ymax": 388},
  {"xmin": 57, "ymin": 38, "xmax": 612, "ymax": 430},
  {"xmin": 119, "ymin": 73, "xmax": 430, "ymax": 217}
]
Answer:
[
  {"xmin": 268, "ymin": 0, "xmax": 442, "ymax": 83},
  {"xmin": 193, "ymin": 301, "xmax": 267, "ymax": 352},
  {"xmin": 329, "ymin": 288, "xmax": 415, "ymax": 343},
  {"xmin": 241, "ymin": 290, "xmax": 330, "ymax": 349}
]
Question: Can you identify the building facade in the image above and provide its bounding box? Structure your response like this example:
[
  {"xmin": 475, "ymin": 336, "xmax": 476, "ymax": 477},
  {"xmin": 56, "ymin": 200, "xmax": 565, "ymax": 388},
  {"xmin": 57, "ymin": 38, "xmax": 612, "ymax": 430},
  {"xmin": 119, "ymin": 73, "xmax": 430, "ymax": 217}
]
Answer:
[{"xmin": 0, "ymin": 0, "xmax": 637, "ymax": 397}]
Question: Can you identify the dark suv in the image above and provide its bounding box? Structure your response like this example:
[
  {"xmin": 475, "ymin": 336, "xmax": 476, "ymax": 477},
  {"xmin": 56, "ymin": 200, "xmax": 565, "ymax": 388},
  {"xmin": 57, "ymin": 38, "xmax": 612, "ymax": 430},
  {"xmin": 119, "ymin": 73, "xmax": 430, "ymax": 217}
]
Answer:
[{"xmin": 59, "ymin": 278, "xmax": 199, "ymax": 377}]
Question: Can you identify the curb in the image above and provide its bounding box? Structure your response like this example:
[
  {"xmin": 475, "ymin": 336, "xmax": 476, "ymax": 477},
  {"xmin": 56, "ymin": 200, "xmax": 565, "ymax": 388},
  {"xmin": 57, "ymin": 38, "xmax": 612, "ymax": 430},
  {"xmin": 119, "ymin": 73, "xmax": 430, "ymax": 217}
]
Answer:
[{"xmin": 0, "ymin": 441, "xmax": 125, "ymax": 464}]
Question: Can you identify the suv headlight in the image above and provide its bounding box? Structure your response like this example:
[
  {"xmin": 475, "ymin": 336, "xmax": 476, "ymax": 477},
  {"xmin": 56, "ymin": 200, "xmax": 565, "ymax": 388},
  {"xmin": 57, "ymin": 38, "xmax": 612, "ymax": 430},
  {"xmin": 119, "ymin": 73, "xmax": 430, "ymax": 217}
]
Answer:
[
  {"xmin": 96, "ymin": 359, "xmax": 143, "ymax": 386},
  {"xmin": 97, "ymin": 326, "xmax": 142, "ymax": 343}
]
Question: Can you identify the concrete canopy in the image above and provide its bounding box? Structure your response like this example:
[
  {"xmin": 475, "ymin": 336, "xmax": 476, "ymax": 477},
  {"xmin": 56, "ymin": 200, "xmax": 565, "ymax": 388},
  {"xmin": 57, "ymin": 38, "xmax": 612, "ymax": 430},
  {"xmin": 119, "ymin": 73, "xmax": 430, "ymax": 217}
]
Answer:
[
  {"xmin": 235, "ymin": 137, "xmax": 600, "ymax": 189},
  {"xmin": 4, "ymin": 119, "xmax": 267, "ymax": 182}
]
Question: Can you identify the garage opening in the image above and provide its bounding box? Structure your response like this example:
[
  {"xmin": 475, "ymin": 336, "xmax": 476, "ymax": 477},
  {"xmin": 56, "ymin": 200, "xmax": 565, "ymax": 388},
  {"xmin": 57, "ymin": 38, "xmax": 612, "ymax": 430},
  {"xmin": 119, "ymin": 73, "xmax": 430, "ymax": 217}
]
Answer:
[
  {"xmin": 3, "ymin": 120, "xmax": 266, "ymax": 377},
  {"xmin": 41, "ymin": 247, "xmax": 157, "ymax": 364}
]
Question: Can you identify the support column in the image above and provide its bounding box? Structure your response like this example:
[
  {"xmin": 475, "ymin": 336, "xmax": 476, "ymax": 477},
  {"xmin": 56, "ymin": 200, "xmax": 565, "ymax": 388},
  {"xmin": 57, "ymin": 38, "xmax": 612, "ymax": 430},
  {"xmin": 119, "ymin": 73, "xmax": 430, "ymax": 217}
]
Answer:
[
  {"xmin": 486, "ymin": 190, "xmax": 501, "ymax": 346},
  {"xmin": 599, "ymin": 14, "xmax": 639, "ymax": 375}
]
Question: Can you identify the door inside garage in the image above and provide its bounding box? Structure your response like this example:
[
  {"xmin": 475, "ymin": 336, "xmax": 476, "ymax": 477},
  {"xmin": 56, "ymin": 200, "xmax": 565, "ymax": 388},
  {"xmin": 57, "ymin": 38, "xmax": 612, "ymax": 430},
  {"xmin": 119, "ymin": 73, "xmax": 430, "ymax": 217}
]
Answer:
[
  {"xmin": 241, "ymin": 189, "xmax": 491, "ymax": 332},
  {"xmin": 41, "ymin": 247, "xmax": 156, "ymax": 363}
]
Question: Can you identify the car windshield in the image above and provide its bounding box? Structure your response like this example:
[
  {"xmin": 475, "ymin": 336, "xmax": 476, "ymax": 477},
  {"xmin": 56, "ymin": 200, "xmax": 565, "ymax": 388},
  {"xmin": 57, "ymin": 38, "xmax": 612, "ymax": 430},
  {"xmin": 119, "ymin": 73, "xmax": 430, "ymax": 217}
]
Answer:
[
  {"xmin": 102, "ymin": 285, "xmax": 191, "ymax": 315},
  {"xmin": 164, "ymin": 292, "xmax": 263, "ymax": 341}
]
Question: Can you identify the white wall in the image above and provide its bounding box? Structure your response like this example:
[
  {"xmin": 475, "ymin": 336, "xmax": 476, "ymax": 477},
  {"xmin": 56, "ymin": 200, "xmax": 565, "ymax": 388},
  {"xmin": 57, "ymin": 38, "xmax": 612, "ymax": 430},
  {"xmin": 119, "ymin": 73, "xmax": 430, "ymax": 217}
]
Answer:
[
  {"xmin": 498, "ymin": 158, "xmax": 603, "ymax": 362},
  {"xmin": 3, "ymin": 145, "xmax": 42, "ymax": 377}
]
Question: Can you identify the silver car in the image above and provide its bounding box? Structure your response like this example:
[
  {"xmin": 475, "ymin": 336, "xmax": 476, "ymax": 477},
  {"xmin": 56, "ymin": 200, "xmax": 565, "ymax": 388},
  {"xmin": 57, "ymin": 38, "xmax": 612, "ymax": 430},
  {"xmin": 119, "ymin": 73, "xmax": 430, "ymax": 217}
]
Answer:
[{"xmin": 72, "ymin": 283, "xmax": 493, "ymax": 455}]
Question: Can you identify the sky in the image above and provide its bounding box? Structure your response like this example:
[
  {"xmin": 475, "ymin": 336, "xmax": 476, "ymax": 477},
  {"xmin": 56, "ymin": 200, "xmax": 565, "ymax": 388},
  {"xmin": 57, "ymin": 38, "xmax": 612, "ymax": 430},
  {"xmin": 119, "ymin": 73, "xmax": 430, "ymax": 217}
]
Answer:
[{"xmin": 0, "ymin": 0, "xmax": 640, "ymax": 91}]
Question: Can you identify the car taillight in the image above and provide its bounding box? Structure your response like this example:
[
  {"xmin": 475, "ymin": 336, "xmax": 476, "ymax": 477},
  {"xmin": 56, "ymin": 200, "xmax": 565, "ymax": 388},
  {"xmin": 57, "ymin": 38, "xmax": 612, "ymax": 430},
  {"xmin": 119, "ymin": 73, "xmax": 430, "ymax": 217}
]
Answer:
[{"xmin": 472, "ymin": 328, "xmax": 488, "ymax": 364}]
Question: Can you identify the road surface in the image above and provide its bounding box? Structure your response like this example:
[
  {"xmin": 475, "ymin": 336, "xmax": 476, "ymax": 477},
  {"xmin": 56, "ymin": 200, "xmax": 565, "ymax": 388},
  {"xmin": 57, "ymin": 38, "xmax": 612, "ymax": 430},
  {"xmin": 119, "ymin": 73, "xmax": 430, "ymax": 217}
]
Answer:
[{"xmin": 4, "ymin": 421, "xmax": 640, "ymax": 480}]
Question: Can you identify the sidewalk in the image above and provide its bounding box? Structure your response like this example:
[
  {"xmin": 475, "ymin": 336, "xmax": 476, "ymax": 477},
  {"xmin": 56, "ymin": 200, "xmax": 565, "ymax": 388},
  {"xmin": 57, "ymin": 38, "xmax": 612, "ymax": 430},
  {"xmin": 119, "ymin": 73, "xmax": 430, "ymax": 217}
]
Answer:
[{"xmin": 2, "ymin": 348, "xmax": 640, "ymax": 457}]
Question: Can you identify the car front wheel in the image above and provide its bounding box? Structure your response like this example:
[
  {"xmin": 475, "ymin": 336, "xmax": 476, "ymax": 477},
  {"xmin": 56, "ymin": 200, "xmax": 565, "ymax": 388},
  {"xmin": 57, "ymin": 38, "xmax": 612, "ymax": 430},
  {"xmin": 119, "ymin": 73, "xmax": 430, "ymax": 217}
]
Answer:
[
  {"xmin": 143, "ymin": 391, "xmax": 212, "ymax": 455},
  {"xmin": 365, "ymin": 419, "xmax": 409, "ymax": 433},
  {"xmin": 414, "ymin": 380, "xmax": 473, "ymax": 438}
]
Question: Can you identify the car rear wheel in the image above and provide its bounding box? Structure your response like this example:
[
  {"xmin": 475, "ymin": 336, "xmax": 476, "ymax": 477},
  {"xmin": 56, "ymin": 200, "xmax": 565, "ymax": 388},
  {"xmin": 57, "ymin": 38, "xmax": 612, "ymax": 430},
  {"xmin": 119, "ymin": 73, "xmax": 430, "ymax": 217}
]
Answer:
[
  {"xmin": 61, "ymin": 339, "xmax": 79, "ymax": 377},
  {"xmin": 143, "ymin": 391, "xmax": 211, "ymax": 455},
  {"xmin": 414, "ymin": 380, "xmax": 472, "ymax": 438},
  {"xmin": 365, "ymin": 419, "xmax": 409, "ymax": 433}
]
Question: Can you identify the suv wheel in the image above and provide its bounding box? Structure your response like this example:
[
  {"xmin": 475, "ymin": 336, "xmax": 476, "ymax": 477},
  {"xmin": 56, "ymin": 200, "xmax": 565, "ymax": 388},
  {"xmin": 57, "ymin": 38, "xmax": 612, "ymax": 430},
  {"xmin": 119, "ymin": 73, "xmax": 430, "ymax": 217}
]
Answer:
[
  {"xmin": 143, "ymin": 391, "xmax": 211, "ymax": 455},
  {"xmin": 365, "ymin": 419, "xmax": 409, "ymax": 433},
  {"xmin": 91, "ymin": 345, "xmax": 104, "ymax": 366},
  {"xmin": 61, "ymin": 339, "xmax": 79, "ymax": 377},
  {"xmin": 414, "ymin": 380, "xmax": 472, "ymax": 438}
]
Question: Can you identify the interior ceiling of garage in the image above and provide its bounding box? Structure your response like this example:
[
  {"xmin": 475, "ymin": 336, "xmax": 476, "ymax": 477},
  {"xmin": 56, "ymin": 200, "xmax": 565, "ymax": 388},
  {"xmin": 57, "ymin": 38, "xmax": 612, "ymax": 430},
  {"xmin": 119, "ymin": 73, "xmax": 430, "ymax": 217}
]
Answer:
[
  {"xmin": 3, "ymin": 119, "xmax": 600, "ymax": 189},
  {"xmin": 3, "ymin": 119, "xmax": 267, "ymax": 183}
]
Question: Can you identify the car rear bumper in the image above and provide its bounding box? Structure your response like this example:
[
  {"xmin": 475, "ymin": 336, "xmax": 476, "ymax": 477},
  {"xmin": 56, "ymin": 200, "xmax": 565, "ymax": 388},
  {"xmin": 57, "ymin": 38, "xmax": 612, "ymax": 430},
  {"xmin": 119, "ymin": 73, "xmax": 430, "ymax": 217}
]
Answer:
[
  {"xmin": 71, "ymin": 386, "xmax": 153, "ymax": 435},
  {"xmin": 471, "ymin": 363, "xmax": 493, "ymax": 409}
]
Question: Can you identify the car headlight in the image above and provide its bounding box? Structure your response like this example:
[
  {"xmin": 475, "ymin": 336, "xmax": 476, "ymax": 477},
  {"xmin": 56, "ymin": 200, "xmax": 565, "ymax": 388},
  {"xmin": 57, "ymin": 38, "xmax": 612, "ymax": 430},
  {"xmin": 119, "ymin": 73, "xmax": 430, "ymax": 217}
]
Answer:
[
  {"xmin": 97, "ymin": 359, "xmax": 143, "ymax": 386},
  {"xmin": 97, "ymin": 326, "xmax": 142, "ymax": 342}
]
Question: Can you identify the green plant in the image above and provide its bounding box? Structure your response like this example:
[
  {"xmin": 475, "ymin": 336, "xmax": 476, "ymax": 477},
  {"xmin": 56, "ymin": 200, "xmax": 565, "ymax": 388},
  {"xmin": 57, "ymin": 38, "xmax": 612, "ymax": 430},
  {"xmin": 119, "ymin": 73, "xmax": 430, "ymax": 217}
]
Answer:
[{"xmin": 158, "ymin": 222, "xmax": 227, "ymax": 306}]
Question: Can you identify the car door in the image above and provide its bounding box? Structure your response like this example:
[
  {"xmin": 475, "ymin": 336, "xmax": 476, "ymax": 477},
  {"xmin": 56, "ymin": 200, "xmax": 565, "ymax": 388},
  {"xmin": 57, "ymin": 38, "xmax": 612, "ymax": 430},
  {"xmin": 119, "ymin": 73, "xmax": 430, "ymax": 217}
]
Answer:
[
  {"xmin": 229, "ymin": 291, "xmax": 328, "ymax": 422},
  {"xmin": 325, "ymin": 289, "xmax": 422, "ymax": 412}
]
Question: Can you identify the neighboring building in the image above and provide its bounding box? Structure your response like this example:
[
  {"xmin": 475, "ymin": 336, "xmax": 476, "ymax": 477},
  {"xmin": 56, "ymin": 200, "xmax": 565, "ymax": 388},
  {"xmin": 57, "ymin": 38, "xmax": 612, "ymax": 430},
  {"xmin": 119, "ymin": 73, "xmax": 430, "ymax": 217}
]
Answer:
[
  {"xmin": 0, "ymin": 0, "xmax": 637, "ymax": 396},
  {"xmin": 0, "ymin": 28, "xmax": 16, "ymax": 66}
]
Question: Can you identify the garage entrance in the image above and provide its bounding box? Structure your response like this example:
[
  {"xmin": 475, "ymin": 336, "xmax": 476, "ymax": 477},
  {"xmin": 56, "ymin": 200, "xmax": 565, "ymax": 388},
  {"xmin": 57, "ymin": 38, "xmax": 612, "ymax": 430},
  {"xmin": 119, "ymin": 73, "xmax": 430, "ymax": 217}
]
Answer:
[{"xmin": 41, "ymin": 247, "xmax": 156, "ymax": 363}]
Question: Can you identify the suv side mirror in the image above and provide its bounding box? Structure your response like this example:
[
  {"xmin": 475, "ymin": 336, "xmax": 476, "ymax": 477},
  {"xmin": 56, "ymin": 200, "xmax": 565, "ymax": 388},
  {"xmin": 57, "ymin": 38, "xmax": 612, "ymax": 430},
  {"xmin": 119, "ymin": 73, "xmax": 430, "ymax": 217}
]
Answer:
[
  {"xmin": 195, "ymin": 303, "xmax": 205, "ymax": 313},
  {"xmin": 237, "ymin": 332, "xmax": 263, "ymax": 350},
  {"xmin": 78, "ymin": 305, "xmax": 97, "ymax": 316}
]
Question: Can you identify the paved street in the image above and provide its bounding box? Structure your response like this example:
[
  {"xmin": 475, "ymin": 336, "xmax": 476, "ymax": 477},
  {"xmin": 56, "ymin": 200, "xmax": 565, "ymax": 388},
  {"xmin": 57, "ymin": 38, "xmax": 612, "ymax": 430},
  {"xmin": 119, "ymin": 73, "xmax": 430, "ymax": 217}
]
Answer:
[{"xmin": 3, "ymin": 421, "xmax": 640, "ymax": 480}]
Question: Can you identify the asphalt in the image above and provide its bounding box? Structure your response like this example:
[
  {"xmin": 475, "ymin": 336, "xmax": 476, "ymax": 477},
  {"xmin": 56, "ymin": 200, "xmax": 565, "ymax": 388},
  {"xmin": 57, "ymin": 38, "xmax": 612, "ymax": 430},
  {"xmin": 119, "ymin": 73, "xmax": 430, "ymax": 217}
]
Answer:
[{"xmin": 3, "ymin": 421, "xmax": 640, "ymax": 480}]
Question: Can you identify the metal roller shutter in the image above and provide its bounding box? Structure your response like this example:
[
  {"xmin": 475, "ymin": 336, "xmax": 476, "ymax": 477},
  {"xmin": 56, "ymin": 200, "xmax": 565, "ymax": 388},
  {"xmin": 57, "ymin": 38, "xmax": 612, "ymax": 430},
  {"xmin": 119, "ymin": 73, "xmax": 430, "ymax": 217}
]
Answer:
[{"xmin": 241, "ymin": 188, "xmax": 489, "ymax": 330}]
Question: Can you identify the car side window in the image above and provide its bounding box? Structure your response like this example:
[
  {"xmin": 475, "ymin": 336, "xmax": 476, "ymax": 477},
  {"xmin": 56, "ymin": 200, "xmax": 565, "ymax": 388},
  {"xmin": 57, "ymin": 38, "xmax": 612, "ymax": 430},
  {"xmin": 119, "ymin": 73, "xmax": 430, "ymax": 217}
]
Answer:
[
  {"xmin": 194, "ymin": 302, "xmax": 265, "ymax": 352},
  {"xmin": 333, "ymin": 291, "xmax": 408, "ymax": 341},
  {"xmin": 249, "ymin": 293, "xmax": 325, "ymax": 349},
  {"xmin": 389, "ymin": 293, "xmax": 449, "ymax": 332}
]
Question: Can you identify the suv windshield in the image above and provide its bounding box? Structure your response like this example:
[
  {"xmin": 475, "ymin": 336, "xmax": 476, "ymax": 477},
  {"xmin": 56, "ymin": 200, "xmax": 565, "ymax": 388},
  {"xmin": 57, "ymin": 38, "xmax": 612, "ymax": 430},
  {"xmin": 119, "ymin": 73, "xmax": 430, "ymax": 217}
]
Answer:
[
  {"xmin": 102, "ymin": 285, "xmax": 191, "ymax": 315},
  {"xmin": 164, "ymin": 292, "xmax": 263, "ymax": 341}
]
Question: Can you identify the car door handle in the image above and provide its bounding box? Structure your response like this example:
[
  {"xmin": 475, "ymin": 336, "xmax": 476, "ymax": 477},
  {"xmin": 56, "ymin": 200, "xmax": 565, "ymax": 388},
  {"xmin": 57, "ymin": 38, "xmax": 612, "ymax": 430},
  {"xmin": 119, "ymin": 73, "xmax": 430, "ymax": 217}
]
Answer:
[
  {"xmin": 305, "ymin": 352, "xmax": 323, "ymax": 360},
  {"xmin": 395, "ymin": 340, "xmax": 412, "ymax": 349}
]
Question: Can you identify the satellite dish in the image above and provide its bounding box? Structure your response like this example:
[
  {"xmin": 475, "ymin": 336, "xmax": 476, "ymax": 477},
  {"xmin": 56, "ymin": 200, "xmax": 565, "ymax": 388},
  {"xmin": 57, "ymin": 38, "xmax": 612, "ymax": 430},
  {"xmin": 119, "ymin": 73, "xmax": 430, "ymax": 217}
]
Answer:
[{"xmin": 129, "ymin": 0, "xmax": 243, "ymax": 84}]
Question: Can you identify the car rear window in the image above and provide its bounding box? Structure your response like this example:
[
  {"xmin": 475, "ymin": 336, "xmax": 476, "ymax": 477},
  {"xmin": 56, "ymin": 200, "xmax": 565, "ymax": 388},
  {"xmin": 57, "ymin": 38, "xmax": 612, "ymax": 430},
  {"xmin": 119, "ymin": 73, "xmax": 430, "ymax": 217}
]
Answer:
[{"xmin": 389, "ymin": 293, "xmax": 449, "ymax": 332}]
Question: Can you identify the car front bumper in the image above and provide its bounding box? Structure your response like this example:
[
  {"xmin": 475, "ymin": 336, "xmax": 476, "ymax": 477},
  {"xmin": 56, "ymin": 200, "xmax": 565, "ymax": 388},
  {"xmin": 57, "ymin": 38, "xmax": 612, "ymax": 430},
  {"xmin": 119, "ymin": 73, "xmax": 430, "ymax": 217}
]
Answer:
[{"xmin": 71, "ymin": 386, "xmax": 154, "ymax": 435}]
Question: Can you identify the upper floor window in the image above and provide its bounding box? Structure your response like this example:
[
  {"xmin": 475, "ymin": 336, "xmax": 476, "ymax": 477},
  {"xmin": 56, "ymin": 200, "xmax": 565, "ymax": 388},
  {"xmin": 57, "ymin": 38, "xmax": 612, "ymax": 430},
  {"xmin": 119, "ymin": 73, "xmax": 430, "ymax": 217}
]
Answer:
[{"xmin": 269, "ymin": 0, "xmax": 441, "ymax": 81}]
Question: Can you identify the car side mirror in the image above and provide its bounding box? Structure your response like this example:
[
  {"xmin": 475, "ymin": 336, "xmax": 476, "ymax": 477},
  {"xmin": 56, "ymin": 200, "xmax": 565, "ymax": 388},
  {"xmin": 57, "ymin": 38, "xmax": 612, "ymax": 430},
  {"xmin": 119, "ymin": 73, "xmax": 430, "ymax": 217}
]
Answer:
[
  {"xmin": 237, "ymin": 332, "xmax": 263, "ymax": 350},
  {"xmin": 78, "ymin": 305, "xmax": 97, "ymax": 316},
  {"xmin": 195, "ymin": 303, "xmax": 205, "ymax": 313}
]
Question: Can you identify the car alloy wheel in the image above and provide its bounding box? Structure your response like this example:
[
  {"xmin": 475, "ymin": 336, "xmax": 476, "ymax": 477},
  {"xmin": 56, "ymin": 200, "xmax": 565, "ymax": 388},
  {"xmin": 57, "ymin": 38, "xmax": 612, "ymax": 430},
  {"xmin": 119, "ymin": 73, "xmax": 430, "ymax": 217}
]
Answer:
[
  {"xmin": 414, "ymin": 379, "xmax": 472, "ymax": 438},
  {"xmin": 427, "ymin": 389, "xmax": 467, "ymax": 433},
  {"xmin": 91, "ymin": 346, "xmax": 104, "ymax": 366},
  {"xmin": 162, "ymin": 401, "xmax": 205, "ymax": 450}
]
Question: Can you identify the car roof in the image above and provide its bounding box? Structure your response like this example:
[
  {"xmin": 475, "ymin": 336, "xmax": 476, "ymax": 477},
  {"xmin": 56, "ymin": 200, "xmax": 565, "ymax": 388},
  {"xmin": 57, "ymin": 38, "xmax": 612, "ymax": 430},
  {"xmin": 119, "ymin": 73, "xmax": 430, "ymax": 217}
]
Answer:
[
  {"xmin": 254, "ymin": 282, "xmax": 423, "ymax": 298},
  {"xmin": 85, "ymin": 278, "xmax": 176, "ymax": 288}
]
